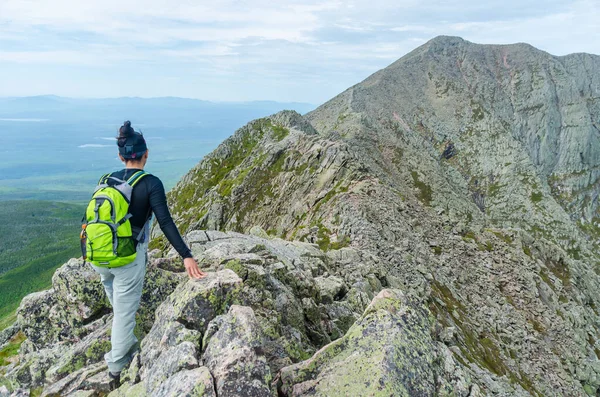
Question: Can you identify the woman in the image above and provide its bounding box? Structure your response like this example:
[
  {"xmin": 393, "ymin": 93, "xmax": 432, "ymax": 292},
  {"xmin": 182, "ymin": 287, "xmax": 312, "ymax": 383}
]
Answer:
[{"xmin": 91, "ymin": 120, "xmax": 206, "ymax": 390}]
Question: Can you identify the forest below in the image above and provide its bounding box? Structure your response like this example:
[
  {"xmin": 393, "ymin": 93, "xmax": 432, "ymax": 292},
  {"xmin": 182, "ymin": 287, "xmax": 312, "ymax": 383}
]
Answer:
[{"xmin": 0, "ymin": 200, "xmax": 84, "ymax": 330}]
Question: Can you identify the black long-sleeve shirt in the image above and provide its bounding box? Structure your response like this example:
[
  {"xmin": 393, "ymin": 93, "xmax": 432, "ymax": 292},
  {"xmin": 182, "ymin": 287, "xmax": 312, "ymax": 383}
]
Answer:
[{"xmin": 108, "ymin": 168, "xmax": 192, "ymax": 259}]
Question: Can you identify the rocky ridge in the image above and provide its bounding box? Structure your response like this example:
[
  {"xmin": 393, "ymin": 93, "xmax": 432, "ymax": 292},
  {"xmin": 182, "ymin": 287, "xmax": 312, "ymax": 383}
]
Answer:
[
  {"xmin": 1, "ymin": 230, "xmax": 439, "ymax": 396},
  {"xmin": 1, "ymin": 36, "xmax": 600, "ymax": 396}
]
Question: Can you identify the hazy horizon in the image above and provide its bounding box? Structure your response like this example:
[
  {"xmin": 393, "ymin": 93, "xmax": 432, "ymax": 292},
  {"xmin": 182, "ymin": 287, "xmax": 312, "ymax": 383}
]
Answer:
[
  {"xmin": 0, "ymin": 94, "xmax": 317, "ymax": 105},
  {"xmin": 0, "ymin": 97, "xmax": 317, "ymax": 201}
]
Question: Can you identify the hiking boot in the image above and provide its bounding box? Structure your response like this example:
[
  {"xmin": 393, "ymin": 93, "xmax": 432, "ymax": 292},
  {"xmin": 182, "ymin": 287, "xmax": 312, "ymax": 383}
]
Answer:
[{"xmin": 108, "ymin": 371, "xmax": 121, "ymax": 391}]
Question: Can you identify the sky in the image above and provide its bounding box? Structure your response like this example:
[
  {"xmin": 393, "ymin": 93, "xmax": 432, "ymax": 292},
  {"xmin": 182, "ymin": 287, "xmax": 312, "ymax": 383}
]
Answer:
[{"xmin": 0, "ymin": 0, "xmax": 598, "ymax": 104}]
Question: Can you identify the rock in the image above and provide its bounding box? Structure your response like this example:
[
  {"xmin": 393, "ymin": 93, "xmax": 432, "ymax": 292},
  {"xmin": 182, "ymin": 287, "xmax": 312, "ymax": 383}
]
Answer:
[
  {"xmin": 322, "ymin": 301, "xmax": 359, "ymax": 339},
  {"xmin": 150, "ymin": 257, "xmax": 184, "ymax": 272},
  {"xmin": 17, "ymin": 258, "xmax": 110, "ymax": 349},
  {"xmin": 6, "ymin": 389, "xmax": 28, "ymax": 397},
  {"xmin": 44, "ymin": 319, "xmax": 111, "ymax": 384},
  {"xmin": 186, "ymin": 230, "xmax": 210, "ymax": 244},
  {"xmin": 17, "ymin": 290, "xmax": 62, "ymax": 348},
  {"xmin": 40, "ymin": 362, "xmax": 106, "ymax": 397},
  {"xmin": 205, "ymin": 230, "xmax": 230, "ymax": 241},
  {"xmin": 160, "ymin": 38, "xmax": 600, "ymax": 393},
  {"xmin": 153, "ymin": 367, "xmax": 216, "ymax": 397},
  {"xmin": 202, "ymin": 305, "xmax": 272, "ymax": 397},
  {"xmin": 278, "ymin": 289, "xmax": 436, "ymax": 396},
  {"xmin": 0, "ymin": 325, "xmax": 18, "ymax": 347},
  {"xmin": 106, "ymin": 382, "xmax": 146, "ymax": 397},
  {"xmin": 139, "ymin": 270, "xmax": 242, "ymax": 394},
  {"xmin": 144, "ymin": 342, "xmax": 199, "ymax": 394},
  {"xmin": 51, "ymin": 259, "xmax": 108, "ymax": 321},
  {"xmin": 440, "ymin": 326, "xmax": 457, "ymax": 344},
  {"xmin": 7, "ymin": 232, "xmax": 396, "ymax": 396},
  {"xmin": 66, "ymin": 391, "xmax": 97, "ymax": 397},
  {"xmin": 82, "ymin": 370, "xmax": 112, "ymax": 394},
  {"xmin": 314, "ymin": 276, "xmax": 346, "ymax": 304},
  {"xmin": 142, "ymin": 270, "xmax": 242, "ymax": 347},
  {"xmin": 249, "ymin": 225, "xmax": 270, "ymax": 239}
]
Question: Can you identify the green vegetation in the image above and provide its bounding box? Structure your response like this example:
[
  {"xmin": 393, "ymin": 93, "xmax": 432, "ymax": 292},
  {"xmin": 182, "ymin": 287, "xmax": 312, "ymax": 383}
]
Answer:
[
  {"xmin": 461, "ymin": 231, "xmax": 476, "ymax": 242},
  {"xmin": 578, "ymin": 217, "xmax": 600, "ymax": 239},
  {"xmin": 546, "ymin": 258, "xmax": 572, "ymax": 291},
  {"xmin": 478, "ymin": 241, "xmax": 494, "ymax": 252},
  {"xmin": 315, "ymin": 223, "xmax": 332, "ymax": 251},
  {"xmin": 471, "ymin": 100, "xmax": 485, "ymax": 121},
  {"xmin": 391, "ymin": 147, "xmax": 404, "ymax": 166},
  {"xmin": 488, "ymin": 182, "xmax": 502, "ymax": 197},
  {"xmin": 411, "ymin": 171, "xmax": 432, "ymax": 206},
  {"xmin": 330, "ymin": 235, "xmax": 351, "ymax": 250},
  {"xmin": 29, "ymin": 387, "xmax": 43, "ymax": 397},
  {"xmin": 169, "ymin": 118, "xmax": 292, "ymax": 233},
  {"xmin": 0, "ymin": 331, "xmax": 25, "ymax": 366},
  {"xmin": 271, "ymin": 124, "xmax": 290, "ymax": 141},
  {"xmin": 566, "ymin": 246, "xmax": 582, "ymax": 260},
  {"xmin": 314, "ymin": 224, "xmax": 351, "ymax": 252},
  {"xmin": 491, "ymin": 230, "xmax": 513, "ymax": 244},
  {"xmin": 313, "ymin": 182, "xmax": 349, "ymax": 214},
  {"xmin": 522, "ymin": 244, "xmax": 532, "ymax": 258},
  {"xmin": 148, "ymin": 234, "xmax": 168, "ymax": 252},
  {"xmin": 230, "ymin": 152, "xmax": 284, "ymax": 230},
  {"xmin": 530, "ymin": 192, "xmax": 543, "ymax": 203},
  {"xmin": 0, "ymin": 200, "xmax": 84, "ymax": 329},
  {"xmin": 170, "ymin": 119, "xmax": 271, "ymax": 214}
]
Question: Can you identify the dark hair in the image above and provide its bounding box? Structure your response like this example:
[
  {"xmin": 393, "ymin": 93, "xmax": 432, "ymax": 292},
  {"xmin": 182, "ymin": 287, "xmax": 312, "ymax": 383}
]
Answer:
[
  {"xmin": 117, "ymin": 120, "xmax": 148, "ymax": 161},
  {"xmin": 117, "ymin": 120, "xmax": 135, "ymax": 146}
]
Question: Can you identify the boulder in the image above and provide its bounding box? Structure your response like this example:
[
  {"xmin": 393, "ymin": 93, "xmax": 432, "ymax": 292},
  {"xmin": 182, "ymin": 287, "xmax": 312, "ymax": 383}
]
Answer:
[
  {"xmin": 202, "ymin": 305, "xmax": 272, "ymax": 397},
  {"xmin": 139, "ymin": 270, "xmax": 243, "ymax": 394},
  {"xmin": 153, "ymin": 367, "xmax": 216, "ymax": 397},
  {"xmin": 278, "ymin": 289, "xmax": 437, "ymax": 396}
]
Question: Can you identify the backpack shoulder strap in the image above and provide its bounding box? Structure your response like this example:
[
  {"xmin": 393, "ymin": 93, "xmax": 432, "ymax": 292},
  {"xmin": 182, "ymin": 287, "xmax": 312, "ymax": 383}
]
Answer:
[
  {"xmin": 97, "ymin": 173, "xmax": 111, "ymax": 185},
  {"xmin": 127, "ymin": 170, "xmax": 149, "ymax": 187}
]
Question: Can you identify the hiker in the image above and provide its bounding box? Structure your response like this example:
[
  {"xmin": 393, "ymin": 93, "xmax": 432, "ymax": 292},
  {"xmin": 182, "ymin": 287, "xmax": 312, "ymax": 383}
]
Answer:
[{"xmin": 84, "ymin": 121, "xmax": 207, "ymax": 389}]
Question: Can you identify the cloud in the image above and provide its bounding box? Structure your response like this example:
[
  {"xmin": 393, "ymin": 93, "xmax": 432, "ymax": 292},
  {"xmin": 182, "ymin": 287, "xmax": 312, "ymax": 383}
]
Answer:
[
  {"xmin": 78, "ymin": 144, "xmax": 112, "ymax": 148},
  {"xmin": 0, "ymin": 0, "xmax": 597, "ymax": 102},
  {"xmin": 0, "ymin": 118, "xmax": 49, "ymax": 122}
]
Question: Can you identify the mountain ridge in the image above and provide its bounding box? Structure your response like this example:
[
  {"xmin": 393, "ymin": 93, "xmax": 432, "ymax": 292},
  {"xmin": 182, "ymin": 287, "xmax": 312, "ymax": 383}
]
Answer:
[{"xmin": 161, "ymin": 35, "xmax": 600, "ymax": 395}]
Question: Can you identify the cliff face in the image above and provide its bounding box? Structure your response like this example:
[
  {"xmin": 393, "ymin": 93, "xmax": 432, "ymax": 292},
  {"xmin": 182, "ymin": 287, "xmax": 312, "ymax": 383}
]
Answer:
[
  {"xmin": 317, "ymin": 36, "xmax": 600, "ymax": 228},
  {"xmin": 2, "ymin": 36, "xmax": 600, "ymax": 396}
]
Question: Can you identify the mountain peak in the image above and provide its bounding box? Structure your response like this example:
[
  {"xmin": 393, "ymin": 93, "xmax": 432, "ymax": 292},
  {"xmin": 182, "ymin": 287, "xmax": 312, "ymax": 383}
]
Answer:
[{"xmin": 426, "ymin": 35, "xmax": 467, "ymax": 45}]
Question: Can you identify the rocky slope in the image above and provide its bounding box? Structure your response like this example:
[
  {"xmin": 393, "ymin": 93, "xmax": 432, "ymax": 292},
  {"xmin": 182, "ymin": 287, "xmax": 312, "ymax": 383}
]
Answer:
[
  {"xmin": 2, "ymin": 36, "xmax": 600, "ymax": 396},
  {"xmin": 1, "ymin": 230, "xmax": 419, "ymax": 396}
]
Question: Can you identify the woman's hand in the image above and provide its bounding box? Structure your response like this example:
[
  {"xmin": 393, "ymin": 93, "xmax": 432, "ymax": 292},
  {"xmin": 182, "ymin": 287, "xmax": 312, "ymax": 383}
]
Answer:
[{"xmin": 183, "ymin": 257, "xmax": 207, "ymax": 279}]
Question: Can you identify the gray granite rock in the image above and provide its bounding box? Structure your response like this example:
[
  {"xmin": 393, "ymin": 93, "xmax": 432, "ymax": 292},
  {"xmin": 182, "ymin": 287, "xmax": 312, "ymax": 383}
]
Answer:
[
  {"xmin": 202, "ymin": 305, "xmax": 272, "ymax": 397},
  {"xmin": 278, "ymin": 289, "xmax": 437, "ymax": 396}
]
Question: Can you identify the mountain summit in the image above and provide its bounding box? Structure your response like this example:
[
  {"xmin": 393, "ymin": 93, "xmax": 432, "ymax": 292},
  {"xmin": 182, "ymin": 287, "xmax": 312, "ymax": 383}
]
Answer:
[{"xmin": 2, "ymin": 37, "xmax": 600, "ymax": 396}]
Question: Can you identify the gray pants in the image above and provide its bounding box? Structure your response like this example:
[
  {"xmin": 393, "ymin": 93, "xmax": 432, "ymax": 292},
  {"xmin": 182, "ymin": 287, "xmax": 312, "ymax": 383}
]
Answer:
[{"xmin": 92, "ymin": 241, "xmax": 148, "ymax": 373}]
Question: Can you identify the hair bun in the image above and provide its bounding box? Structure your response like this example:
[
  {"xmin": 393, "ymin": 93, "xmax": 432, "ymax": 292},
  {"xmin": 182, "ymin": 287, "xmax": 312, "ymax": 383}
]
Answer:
[{"xmin": 119, "ymin": 120, "xmax": 134, "ymax": 138}]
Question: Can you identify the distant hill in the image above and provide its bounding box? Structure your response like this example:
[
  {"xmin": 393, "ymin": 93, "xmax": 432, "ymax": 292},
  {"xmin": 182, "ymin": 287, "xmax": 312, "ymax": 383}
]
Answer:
[
  {"xmin": 0, "ymin": 96, "xmax": 317, "ymax": 201},
  {"xmin": 0, "ymin": 96, "xmax": 316, "ymax": 122}
]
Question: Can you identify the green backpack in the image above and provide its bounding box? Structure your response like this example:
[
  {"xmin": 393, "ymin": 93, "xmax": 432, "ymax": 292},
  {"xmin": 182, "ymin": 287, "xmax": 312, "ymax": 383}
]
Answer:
[{"xmin": 81, "ymin": 170, "xmax": 148, "ymax": 268}]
